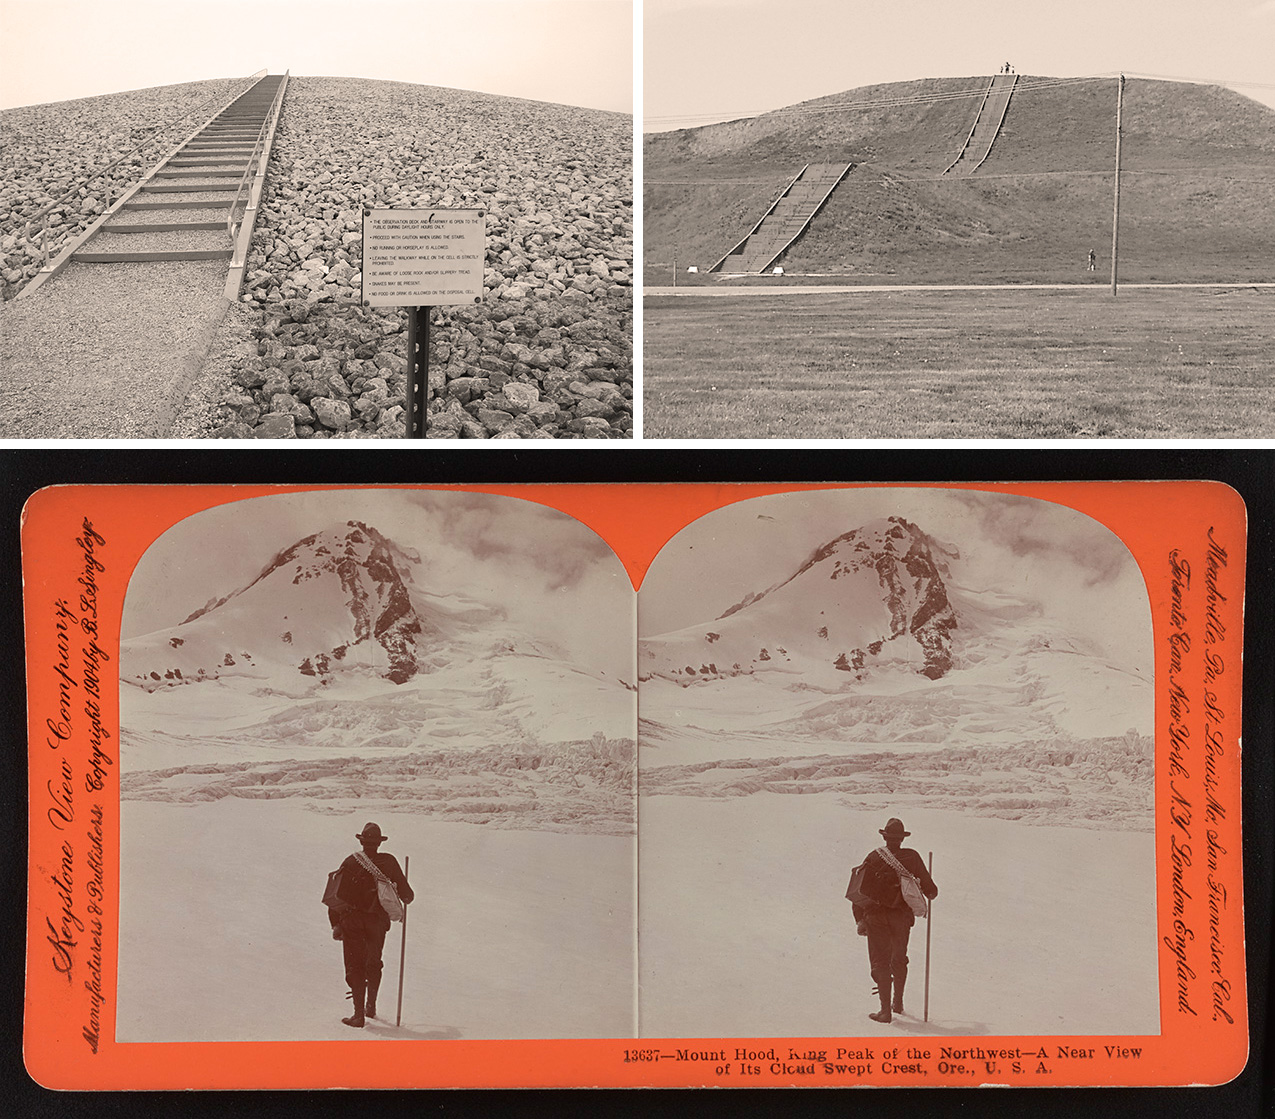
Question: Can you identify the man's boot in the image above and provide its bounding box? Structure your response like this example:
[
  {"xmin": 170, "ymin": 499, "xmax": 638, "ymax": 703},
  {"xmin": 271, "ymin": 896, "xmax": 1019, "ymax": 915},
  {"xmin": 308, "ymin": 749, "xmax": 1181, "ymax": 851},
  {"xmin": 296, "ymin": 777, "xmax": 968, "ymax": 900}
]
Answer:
[
  {"xmin": 365, "ymin": 978, "xmax": 380, "ymax": 1020},
  {"xmin": 892, "ymin": 974, "xmax": 906, "ymax": 1015},
  {"xmin": 868, "ymin": 980, "xmax": 892, "ymax": 1023},
  {"xmin": 342, "ymin": 982, "xmax": 366, "ymax": 1028}
]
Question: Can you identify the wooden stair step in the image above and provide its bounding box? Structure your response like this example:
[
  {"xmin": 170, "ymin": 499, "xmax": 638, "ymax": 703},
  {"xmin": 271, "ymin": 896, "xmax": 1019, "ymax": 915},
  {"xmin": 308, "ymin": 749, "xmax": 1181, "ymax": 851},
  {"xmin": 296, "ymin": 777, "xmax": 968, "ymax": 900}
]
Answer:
[
  {"xmin": 141, "ymin": 181, "xmax": 239, "ymax": 192},
  {"xmin": 123, "ymin": 198, "xmax": 232, "ymax": 209},
  {"xmin": 156, "ymin": 168, "xmax": 250, "ymax": 177},
  {"xmin": 102, "ymin": 221, "xmax": 227, "ymax": 232},
  {"xmin": 71, "ymin": 249, "xmax": 233, "ymax": 262}
]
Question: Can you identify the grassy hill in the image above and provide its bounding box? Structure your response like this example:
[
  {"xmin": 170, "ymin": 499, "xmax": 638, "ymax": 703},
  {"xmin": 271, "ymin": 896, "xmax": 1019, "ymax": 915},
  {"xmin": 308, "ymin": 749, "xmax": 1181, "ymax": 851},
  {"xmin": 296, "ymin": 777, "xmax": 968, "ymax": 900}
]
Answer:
[{"xmin": 645, "ymin": 77, "xmax": 1275, "ymax": 283}]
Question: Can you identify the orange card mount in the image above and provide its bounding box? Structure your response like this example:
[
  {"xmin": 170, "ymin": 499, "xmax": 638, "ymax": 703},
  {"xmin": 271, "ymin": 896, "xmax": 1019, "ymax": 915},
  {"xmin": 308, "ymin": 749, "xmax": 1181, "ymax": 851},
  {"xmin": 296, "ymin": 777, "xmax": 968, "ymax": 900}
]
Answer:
[{"xmin": 21, "ymin": 481, "xmax": 1247, "ymax": 1089}]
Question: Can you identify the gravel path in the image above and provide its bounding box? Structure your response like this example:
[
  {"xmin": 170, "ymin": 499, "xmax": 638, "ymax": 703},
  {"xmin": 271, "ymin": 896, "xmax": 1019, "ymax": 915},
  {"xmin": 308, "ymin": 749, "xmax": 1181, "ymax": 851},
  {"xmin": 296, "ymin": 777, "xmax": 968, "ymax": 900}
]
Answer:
[
  {"xmin": 84, "ymin": 229, "xmax": 233, "ymax": 254},
  {"xmin": 106, "ymin": 207, "xmax": 228, "ymax": 228},
  {"xmin": 0, "ymin": 259, "xmax": 230, "ymax": 437}
]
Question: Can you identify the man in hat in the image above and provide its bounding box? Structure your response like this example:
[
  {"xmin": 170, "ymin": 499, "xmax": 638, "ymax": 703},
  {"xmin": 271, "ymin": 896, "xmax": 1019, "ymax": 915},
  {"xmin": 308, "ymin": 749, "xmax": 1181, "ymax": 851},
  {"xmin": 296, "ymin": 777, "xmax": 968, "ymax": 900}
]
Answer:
[
  {"xmin": 329, "ymin": 822, "xmax": 413, "ymax": 1028},
  {"xmin": 851, "ymin": 818, "xmax": 938, "ymax": 1023}
]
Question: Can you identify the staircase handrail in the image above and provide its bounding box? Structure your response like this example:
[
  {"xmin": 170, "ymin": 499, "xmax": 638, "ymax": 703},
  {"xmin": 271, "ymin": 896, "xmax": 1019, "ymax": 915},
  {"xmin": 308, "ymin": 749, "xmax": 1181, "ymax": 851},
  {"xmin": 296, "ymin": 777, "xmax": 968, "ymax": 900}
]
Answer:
[
  {"xmin": 224, "ymin": 73, "xmax": 290, "ymax": 299},
  {"xmin": 966, "ymin": 73, "xmax": 1016, "ymax": 174},
  {"xmin": 753, "ymin": 162, "xmax": 852, "ymax": 273},
  {"xmin": 708, "ymin": 165, "xmax": 808, "ymax": 273},
  {"xmin": 227, "ymin": 74, "xmax": 288, "ymax": 241},
  {"xmin": 943, "ymin": 74, "xmax": 995, "ymax": 174}
]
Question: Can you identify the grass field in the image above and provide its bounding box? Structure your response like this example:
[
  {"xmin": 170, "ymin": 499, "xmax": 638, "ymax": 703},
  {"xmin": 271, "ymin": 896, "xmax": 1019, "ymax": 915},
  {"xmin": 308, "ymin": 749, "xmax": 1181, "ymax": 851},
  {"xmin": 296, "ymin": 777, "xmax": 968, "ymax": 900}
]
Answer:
[{"xmin": 641, "ymin": 286, "xmax": 1275, "ymax": 438}]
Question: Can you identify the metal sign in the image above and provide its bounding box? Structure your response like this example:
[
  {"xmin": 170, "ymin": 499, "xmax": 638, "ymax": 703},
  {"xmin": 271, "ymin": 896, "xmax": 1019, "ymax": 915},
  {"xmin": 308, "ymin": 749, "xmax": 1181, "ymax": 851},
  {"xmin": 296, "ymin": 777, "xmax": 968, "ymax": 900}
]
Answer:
[{"xmin": 361, "ymin": 208, "xmax": 485, "ymax": 307}]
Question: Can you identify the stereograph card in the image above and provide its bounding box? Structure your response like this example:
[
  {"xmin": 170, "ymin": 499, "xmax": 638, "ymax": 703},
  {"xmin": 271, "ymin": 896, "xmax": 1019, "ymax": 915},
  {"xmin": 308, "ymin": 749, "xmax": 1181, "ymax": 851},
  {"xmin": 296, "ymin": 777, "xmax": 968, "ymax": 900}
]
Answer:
[{"xmin": 20, "ymin": 481, "xmax": 1248, "ymax": 1089}]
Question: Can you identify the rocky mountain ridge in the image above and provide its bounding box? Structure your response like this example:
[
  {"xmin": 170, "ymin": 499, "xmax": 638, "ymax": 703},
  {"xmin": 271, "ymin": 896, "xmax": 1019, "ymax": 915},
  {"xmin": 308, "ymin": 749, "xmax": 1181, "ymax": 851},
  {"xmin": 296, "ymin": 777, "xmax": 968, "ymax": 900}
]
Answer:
[
  {"xmin": 641, "ymin": 516, "xmax": 960, "ymax": 685},
  {"xmin": 123, "ymin": 520, "xmax": 477, "ymax": 691}
]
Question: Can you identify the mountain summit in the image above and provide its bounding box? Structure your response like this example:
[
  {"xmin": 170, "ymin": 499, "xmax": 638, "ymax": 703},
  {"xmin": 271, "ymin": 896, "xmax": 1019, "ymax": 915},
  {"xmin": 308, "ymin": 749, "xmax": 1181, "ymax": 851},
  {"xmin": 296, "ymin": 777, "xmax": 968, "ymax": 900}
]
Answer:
[
  {"xmin": 640, "ymin": 517, "xmax": 958, "ymax": 685},
  {"xmin": 123, "ymin": 520, "xmax": 485, "ymax": 691}
]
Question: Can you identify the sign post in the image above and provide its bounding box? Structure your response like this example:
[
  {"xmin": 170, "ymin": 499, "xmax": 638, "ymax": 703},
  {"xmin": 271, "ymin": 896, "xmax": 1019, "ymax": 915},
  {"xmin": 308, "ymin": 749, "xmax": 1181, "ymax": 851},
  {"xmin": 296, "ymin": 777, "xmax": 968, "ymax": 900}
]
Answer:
[
  {"xmin": 405, "ymin": 306, "xmax": 429, "ymax": 437},
  {"xmin": 361, "ymin": 208, "xmax": 485, "ymax": 437}
]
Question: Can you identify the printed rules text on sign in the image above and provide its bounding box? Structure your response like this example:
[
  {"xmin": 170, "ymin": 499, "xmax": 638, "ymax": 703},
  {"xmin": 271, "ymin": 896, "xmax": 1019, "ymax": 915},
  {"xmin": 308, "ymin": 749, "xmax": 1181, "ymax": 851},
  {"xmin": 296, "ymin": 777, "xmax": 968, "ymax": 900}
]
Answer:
[{"xmin": 361, "ymin": 208, "xmax": 484, "ymax": 307}]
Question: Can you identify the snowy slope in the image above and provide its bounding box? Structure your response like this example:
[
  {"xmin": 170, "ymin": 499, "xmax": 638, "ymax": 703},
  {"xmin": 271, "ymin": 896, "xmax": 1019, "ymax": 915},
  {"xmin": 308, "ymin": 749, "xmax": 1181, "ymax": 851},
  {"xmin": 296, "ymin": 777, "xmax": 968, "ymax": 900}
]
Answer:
[
  {"xmin": 120, "ymin": 520, "xmax": 636, "ymax": 770},
  {"xmin": 122, "ymin": 520, "xmax": 516, "ymax": 693},
  {"xmin": 641, "ymin": 517, "xmax": 958, "ymax": 685},
  {"xmin": 639, "ymin": 516, "xmax": 1150, "ymax": 745},
  {"xmin": 638, "ymin": 793, "xmax": 1158, "ymax": 1039},
  {"xmin": 118, "ymin": 799, "xmax": 636, "ymax": 1042}
]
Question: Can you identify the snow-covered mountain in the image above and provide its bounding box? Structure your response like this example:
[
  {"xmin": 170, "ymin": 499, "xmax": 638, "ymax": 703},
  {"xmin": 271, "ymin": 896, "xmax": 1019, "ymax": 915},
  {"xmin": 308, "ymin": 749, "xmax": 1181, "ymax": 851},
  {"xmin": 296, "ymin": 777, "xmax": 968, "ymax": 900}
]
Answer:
[
  {"xmin": 123, "ymin": 520, "xmax": 517, "ymax": 692},
  {"xmin": 641, "ymin": 517, "xmax": 959, "ymax": 684},
  {"xmin": 120, "ymin": 521, "xmax": 634, "ymax": 768},
  {"xmin": 639, "ymin": 516, "xmax": 1150, "ymax": 744}
]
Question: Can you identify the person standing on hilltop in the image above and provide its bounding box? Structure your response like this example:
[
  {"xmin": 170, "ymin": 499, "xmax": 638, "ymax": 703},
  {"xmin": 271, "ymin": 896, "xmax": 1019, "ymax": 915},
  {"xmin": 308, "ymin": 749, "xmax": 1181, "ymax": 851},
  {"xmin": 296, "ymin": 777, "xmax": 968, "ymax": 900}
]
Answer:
[
  {"xmin": 851, "ymin": 818, "xmax": 938, "ymax": 1023},
  {"xmin": 328, "ymin": 822, "xmax": 413, "ymax": 1028}
]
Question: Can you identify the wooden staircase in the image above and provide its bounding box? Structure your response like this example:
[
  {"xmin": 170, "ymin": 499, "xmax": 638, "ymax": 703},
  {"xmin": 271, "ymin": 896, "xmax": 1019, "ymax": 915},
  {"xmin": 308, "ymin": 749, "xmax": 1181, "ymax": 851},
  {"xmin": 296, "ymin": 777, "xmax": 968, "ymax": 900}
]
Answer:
[
  {"xmin": 944, "ymin": 72, "xmax": 1017, "ymax": 175},
  {"xmin": 21, "ymin": 74, "xmax": 287, "ymax": 286},
  {"xmin": 710, "ymin": 163, "xmax": 852, "ymax": 273}
]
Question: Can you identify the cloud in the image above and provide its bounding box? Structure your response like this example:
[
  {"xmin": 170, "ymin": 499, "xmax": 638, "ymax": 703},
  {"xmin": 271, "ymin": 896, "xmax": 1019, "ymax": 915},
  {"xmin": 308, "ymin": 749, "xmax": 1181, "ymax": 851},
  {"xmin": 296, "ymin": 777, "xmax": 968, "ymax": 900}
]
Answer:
[
  {"xmin": 949, "ymin": 491, "xmax": 1133, "ymax": 587},
  {"xmin": 406, "ymin": 491, "xmax": 615, "ymax": 591}
]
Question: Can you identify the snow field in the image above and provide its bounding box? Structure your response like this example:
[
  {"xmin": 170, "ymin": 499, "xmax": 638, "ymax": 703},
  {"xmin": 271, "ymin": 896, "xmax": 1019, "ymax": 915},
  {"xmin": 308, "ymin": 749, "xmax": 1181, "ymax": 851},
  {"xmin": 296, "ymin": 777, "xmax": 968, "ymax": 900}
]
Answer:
[
  {"xmin": 122, "ymin": 651, "xmax": 635, "ymax": 773},
  {"xmin": 637, "ymin": 792, "xmax": 1158, "ymax": 1039},
  {"xmin": 118, "ymin": 799, "xmax": 635, "ymax": 1041}
]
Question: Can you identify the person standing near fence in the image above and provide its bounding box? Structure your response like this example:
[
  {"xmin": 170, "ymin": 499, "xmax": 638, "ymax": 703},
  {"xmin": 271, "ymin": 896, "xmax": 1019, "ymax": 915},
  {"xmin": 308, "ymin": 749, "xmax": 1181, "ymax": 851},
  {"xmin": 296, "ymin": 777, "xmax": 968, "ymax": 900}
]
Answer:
[
  {"xmin": 850, "ymin": 818, "xmax": 938, "ymax": 1023},
  {"xmin": 328, "ymin": 822, "xmax": 414, "ymax": 1028}
]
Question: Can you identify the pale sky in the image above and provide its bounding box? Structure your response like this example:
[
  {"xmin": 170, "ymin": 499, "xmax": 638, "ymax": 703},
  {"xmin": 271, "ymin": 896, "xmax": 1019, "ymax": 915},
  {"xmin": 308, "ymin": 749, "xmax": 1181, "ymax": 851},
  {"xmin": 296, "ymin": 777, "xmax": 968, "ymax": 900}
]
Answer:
[
  {"xmin": 645, "ymin": 0, "xmax": 1275, "ymax": 130},
  {"xmin": 123, "ymin": 488, "xmax": 634, "ymax": 680},
  {"xmin": 638, "ymin": 487, "xmax": 1154, "ymax": 675},
  {"xmin": 0, "ymin": 0, "xmax": 632, "ymax": 113}
]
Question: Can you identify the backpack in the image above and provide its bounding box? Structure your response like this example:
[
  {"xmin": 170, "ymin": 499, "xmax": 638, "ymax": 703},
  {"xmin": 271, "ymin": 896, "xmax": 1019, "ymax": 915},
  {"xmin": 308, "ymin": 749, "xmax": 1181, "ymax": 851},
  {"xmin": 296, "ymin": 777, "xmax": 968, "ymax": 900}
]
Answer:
[
  {"xmin": 844, "ymin": 860, "xmax": 871, "ymax": 905},
  {"xmin": 322, "ymin": 866, "xmax": 344, "ymax": 908}
]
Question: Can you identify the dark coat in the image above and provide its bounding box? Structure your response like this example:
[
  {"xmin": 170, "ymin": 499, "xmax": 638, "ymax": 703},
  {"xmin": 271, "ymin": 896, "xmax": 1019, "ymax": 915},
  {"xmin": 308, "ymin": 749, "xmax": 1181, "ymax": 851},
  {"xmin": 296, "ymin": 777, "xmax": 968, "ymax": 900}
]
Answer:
[
  {"xmin": 330, "ymin": 849, "xmax": 414, "ymax": 935},
  {"xmin": 851, "ymin": 845, "xmax": 938, "ymax": 925}
]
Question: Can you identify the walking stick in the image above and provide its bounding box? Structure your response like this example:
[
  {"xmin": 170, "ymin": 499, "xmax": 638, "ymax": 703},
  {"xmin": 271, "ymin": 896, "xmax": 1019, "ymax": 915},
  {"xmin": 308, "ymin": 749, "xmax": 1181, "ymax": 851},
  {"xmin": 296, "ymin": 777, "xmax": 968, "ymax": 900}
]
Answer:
[
  {"xmin": 924, "ymin": 851, "xmax": 933, "ymax": 1023},
  {"xmin": 396, "ymin": 855, "xmax": 409, "ymax": 1028}
]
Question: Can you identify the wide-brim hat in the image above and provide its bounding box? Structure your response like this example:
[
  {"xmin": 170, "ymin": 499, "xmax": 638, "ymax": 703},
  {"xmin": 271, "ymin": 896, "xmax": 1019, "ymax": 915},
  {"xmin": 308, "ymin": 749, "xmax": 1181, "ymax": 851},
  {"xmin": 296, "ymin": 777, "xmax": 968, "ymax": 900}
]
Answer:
[
  {"xmin": 356, "ymin": 822, "xmax": 387, "ymax": 843},
  {"xmin": 879, "ymin": 817, "xmax": 910, "ymax": 838}
]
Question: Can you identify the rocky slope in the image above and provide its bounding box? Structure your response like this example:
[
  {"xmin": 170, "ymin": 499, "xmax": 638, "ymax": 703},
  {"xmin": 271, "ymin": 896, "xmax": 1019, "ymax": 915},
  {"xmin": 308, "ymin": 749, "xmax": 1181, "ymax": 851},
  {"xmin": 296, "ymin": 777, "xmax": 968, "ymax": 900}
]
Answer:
[
  {"xmin": 0, "ymin": 76, "xmax": 251, "ymax": 299},
  {"xmin": 207, "ymin": 76, "xmax": 633, "ymax": 438}
]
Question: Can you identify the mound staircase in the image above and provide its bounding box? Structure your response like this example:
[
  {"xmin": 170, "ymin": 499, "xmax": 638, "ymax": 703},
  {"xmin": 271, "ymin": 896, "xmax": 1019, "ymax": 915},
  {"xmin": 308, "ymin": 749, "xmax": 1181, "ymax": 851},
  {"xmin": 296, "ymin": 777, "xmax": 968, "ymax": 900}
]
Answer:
[
  {"xmin": 710, "ymin": 162, "xmax": 852, "ymax": 273},
  {"xmin": 944, "ymin": 72, "xmax": 1017, "ymax": 174},
  {"xmin": 21, "ymin": 72, "xmax": 288, "ymax": 301}
]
